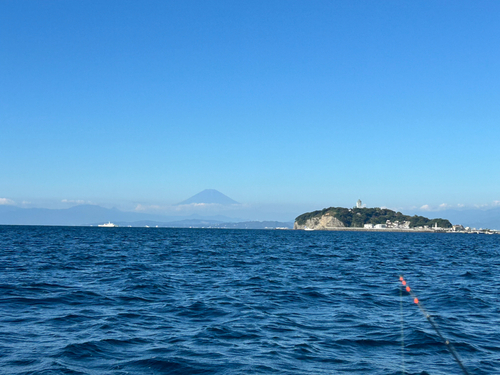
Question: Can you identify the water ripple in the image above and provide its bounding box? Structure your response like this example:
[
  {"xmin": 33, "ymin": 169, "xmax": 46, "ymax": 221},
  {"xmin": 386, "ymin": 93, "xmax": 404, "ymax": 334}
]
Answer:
[{"xmin": 0, "ymin": 226, "xmax": 499, "ymax": 374}]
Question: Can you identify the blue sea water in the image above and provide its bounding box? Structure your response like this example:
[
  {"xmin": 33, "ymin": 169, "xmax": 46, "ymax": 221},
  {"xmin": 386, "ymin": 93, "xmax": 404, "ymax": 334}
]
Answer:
[{"xmin": 0, "ymin": 226, "xmax": 499, "ymax": 374}]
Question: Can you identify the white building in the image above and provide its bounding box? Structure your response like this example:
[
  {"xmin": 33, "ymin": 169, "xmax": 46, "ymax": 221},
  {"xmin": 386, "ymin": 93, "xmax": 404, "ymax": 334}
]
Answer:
[{"xmin": 356, "ymin": 199, "xmax": 362, "ymax": 208}]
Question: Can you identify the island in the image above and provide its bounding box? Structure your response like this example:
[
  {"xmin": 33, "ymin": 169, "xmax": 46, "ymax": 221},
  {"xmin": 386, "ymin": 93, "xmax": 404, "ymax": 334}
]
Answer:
[{"xmin": 294, "ymin": 206, "xmax": 455, "ymax": 231}]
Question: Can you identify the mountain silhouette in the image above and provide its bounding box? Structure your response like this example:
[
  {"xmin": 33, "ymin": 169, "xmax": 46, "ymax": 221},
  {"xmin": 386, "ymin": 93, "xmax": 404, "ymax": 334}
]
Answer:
[
  {"xmin": 177, "ymin": 189, "xmax": 239, "ymax": 205},
  {"xmin": 0, "ymin": 204, "xmax": 171, "ymax": 226}
]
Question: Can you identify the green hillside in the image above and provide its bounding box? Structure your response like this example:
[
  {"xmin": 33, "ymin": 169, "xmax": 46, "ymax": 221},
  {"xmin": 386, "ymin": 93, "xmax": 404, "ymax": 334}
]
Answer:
[{"xmin": 295, "ymin": 207, "xmax": 452, "ymax": 228}]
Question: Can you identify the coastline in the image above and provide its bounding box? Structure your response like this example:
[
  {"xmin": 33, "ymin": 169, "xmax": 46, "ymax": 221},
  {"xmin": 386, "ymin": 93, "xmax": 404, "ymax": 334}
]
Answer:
[{"xmin": 295, "ymin": 227, "xmax": 497, "ymax": 234}]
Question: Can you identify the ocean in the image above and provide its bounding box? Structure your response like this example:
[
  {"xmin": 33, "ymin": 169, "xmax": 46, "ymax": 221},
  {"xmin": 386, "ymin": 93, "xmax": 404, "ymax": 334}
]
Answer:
[{"xmin": 0, "ymin": 226, "xmax": 498, "ymax": 374}]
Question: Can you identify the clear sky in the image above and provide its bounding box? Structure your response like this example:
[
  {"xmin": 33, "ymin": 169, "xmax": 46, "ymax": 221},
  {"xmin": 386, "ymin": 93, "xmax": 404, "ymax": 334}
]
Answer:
[{"xmin": 1, "ymin": 1, "xmax": 499, "ymax": 220}]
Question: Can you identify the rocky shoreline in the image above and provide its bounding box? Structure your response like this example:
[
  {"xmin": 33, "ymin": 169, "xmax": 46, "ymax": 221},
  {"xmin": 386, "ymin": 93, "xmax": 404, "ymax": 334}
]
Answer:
[
  {"xmin": 295, "ymin": 226, "xmax": 498, "ymax": 234},
  {"xmin": 294, "ymin": 206, "xmax": 498, "ymax": 234}
]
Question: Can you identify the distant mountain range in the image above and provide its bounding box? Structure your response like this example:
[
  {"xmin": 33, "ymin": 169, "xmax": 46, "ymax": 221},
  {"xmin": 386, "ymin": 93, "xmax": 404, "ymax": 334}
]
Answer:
[
  {"xmin": 0, "ymin": 187, "xmax": 293, "ymax": 229},
  {"xmin": 1, "ymin": 187, "xmax": 499, "ymax": 230},
  {"xmin": 2, "ymin": 200, "xmax": 499, "ymax": 229},
  {"xmin": 0, "ymin": 204, "xmax": 169, "ymax": 226},
  {"xmin": 0, "ymin": 204, "xmax": 293, "ymax": 229}
]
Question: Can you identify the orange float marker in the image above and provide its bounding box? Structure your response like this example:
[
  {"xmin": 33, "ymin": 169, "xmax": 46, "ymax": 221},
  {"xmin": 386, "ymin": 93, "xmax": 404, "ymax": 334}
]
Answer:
[{"xmin": 398, "ymin": 276, "xmax": 470, "ymax": 375}]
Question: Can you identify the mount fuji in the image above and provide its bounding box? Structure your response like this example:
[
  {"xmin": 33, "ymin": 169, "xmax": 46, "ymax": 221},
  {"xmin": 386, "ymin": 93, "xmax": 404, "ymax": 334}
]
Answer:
[{"xmin": 177, "ymin": 189, "xmax": 239, "ymax": 205}]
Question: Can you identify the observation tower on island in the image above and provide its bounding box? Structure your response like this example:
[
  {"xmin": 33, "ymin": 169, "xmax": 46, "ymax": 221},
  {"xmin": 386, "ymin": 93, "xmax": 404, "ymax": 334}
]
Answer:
[{"xmin": 356, "ymin": 199, "xmax": 362, "ymax": 208}]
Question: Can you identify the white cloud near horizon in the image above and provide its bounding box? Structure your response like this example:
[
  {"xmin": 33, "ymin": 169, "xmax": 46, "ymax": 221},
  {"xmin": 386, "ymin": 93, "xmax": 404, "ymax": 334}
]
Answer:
[
  {"xmin": 420, "ymin": 203, "xmax": 458, "ymax": 211},
  {"xmin": 176, "ymin": 202, "xmax": 244, "ymax": 208},
  {"xmin": 135, "ymin": 202, "xmax": 246, "ymax": 213},
  {"xmin": 0, "ymin": 198, "xmax": 15, "ymax": 205},
  {"xmin": 61, "ymin": 199, "xmax": 93, "ymax": 205},
  {"xmin": 131, "ymin": 201, "xmax": 297, "ymax": 221},
  {"xmin": 418, "ymin": 201, "xmax": 500, "ymax": 211},
  {"xmin": 135, "ymin": 204, "xmax": 162, "ymax": 211}
]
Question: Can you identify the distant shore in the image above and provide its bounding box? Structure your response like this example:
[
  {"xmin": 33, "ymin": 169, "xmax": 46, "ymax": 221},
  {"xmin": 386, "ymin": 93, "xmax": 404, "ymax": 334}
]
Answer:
[{"xmin": 296, "ymin": 227, "xmax": 498, "ymax": 234}]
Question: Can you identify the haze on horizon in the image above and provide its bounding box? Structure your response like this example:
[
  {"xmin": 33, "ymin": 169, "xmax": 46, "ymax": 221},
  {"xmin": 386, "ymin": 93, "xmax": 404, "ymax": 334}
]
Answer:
[{"xmin": 1, "ymin": 1, "xmax": 499, "ymax": 220}]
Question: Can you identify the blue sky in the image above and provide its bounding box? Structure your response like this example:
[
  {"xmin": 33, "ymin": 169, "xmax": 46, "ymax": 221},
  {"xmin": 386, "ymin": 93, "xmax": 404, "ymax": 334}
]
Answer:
[{"xmin": 1, "ymin": 1, "xmax": 499, "ymax": 220}]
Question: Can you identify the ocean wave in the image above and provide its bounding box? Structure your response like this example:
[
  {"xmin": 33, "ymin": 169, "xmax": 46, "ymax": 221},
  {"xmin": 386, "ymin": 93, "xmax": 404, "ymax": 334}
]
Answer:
[{"xmin": 0, "ymin": 227, "xmax": 498, "ymax": 374}]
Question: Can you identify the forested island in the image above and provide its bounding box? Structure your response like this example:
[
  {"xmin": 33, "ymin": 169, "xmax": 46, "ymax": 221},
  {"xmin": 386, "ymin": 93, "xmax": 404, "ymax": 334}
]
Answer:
[{"xmin": 294, "ymin": 207, "xmax": 452, "ymax": 230}]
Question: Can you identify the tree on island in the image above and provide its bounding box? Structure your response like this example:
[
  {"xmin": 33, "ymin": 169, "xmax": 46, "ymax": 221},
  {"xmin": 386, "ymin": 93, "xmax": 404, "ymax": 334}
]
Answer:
[{"xmin": 295, "ymin": 207, "xmax": 452, "ymax": 228}]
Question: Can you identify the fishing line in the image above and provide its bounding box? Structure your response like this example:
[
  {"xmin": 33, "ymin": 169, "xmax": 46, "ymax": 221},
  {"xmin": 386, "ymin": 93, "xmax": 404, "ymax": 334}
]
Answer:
[
  {"xmin": 399, "ymin": 275, "xmax": 470, "ymax": 375},
  {"xmin": 400, "ymin": 284, "xmax": 405, "ymax": 375}
]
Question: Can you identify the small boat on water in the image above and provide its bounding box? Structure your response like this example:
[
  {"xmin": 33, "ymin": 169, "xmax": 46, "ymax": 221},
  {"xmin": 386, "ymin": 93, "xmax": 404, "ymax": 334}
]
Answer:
[{"xmin": 98, "ymin": 222, "xmax": 118, "ymax": 227}]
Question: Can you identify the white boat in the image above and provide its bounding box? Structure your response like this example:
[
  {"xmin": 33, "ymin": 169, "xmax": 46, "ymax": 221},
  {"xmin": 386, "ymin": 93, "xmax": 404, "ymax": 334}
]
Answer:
[
  {"xmin": 304, "ymin": 227, "xmax": 314, "ymax": 231},
  {"xmin": 98, "ymin": 222, "xmax": 118, "ymax": 227}
]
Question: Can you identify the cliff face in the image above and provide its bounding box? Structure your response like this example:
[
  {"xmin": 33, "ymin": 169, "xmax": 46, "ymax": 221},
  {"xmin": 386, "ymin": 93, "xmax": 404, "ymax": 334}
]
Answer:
[
  {"xmin": 293, "ymin": 214, "xmax": 345, "ymax": 230},
  {"xmin": 294, "ymin": 206, "xmax": 453, "ymax": 230}
]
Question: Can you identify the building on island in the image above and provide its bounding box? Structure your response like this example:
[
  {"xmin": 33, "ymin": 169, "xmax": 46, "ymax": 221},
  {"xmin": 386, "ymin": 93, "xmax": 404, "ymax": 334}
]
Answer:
[{"xmin": 356, "ymin": 199, "xmax": 362, "ymax": 208}]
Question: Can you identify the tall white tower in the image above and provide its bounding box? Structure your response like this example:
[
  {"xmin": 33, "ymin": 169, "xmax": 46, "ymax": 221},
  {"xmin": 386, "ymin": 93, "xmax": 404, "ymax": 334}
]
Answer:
[{"xmin": 356, "ymin": 199, "xmax": 362, "ymax": 208}]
